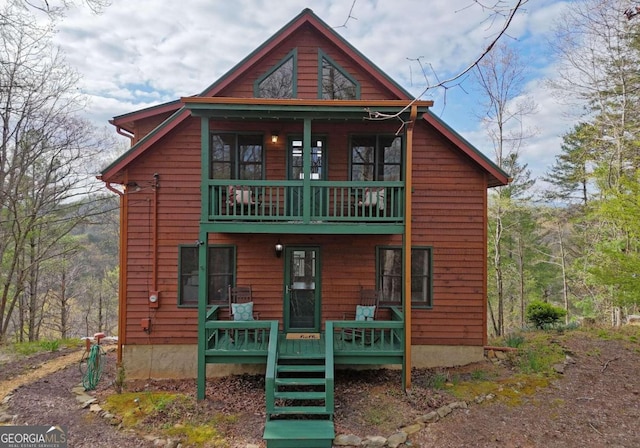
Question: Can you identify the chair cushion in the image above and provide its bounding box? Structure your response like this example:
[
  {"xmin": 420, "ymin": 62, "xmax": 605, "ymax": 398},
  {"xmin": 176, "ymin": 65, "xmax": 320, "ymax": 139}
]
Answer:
[
  {"xmin": 228, "ymin": 186, "xmax": 255, "ymax": 205},
  {"xmin": 360, "ymin": 188, "xmax": 385, "ymax": 210},
  {"xmin": 232, "ymin": 302, "xmax": 254, "ymax": 321},
  {"xmin": 355, "ymin": 305, "xmax": 376, "ymax": 321}
]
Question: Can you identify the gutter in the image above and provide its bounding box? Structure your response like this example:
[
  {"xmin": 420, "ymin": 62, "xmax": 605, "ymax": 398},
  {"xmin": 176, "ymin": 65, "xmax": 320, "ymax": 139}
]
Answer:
[{"xmin": 101, "ymin": 179, "xmax": 127, "ymax": 366}]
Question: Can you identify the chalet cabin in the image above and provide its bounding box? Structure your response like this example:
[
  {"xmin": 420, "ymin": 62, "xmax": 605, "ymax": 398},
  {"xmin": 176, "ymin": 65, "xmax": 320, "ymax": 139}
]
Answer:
[{"xmin": 100, "ymin": 8, "xmax": 508, "ymax": 447}]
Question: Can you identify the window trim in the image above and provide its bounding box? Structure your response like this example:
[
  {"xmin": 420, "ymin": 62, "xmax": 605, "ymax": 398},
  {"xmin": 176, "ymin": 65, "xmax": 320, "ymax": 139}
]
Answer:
[
  {"xmin": 254, "ymin": 49, "xmax": 298, "ymax": 98},
  {"xmin": 177, "ymin": 244, "xmax": 236, "ymax": 308},
  {"xmin": 349, "ymin": 134, "xmax": 404, "ymax": 181},
  {"xmin": 376, "ymin": 245, "xmax": 433, "ymax": 308},
  {"xmin": 209, "ymin": 132, "xmax": 265, "ymax": 180},
  {"xmin": 317, "ymin": 49, "xmax": 360, "ymax": 99}
]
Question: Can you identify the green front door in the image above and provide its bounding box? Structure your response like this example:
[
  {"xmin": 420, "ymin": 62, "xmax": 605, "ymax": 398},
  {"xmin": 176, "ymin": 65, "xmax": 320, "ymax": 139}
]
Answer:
[{"xmin": 284, "ymin": 246, "xmax": 321, "ymax": 332}]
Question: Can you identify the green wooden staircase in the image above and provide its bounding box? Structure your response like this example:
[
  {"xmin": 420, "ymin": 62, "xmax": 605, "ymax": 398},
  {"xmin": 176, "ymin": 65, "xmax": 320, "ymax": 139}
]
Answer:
[{"xmin": 263, "ymin": 334, "xmax": 335, "ymax": 448}]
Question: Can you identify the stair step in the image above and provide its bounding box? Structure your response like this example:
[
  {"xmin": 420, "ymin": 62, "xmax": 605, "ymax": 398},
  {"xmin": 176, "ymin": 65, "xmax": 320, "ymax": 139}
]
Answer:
[
  {"xmin": 264, "ymin": 420, "xmax": 334, "ymax": 448},
  {"xmin": 275, "ymin": 378, "xmax": 326, "ymax": 386},
  {"xmin": 277, "ymin": 364, "xmax": 325, "ymax": 373},
  {"xmin": 274, "ymin": 391, "xmax": 326, "ymax": 400},
  {"xmin": 271, "ymin": 405, "xmax": 330, "ymax": 415}
]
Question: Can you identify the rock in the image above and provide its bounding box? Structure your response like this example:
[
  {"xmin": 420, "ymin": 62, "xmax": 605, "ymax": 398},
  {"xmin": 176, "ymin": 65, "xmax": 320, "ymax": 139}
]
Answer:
[
  {"xmin": 2, "ymin": 394, "xmax": 13, "ymax": 404},
  {"xmin": 495, "ymin": 351, "xmax": 507, "ymax": 360},
  {"xmin": 245, "ymin": 444, "xmax": 260, "ymax": 448},
  {"xmin": 89, "ymin": 403, "xmax": 102, "ymax": 413},
  {"xmin": 436, "ymin": 404, "xmax": 452, "ymax": 418},
  {"xmin": 565, "ymin": 355, "xmax": 576, "ymax": 364},
  {"xmin": 362, "ymin": 435, "xmax": 386, "ymax": 447},
  {"xmin": 143, "ymin": 435, "xmax": 158, "ymax": 442},
  {"xmin": 153, "ymin": 438, "xmax": 167, "ymax": 446},
  {"xmin": 553, "ymin": 363, "xmax": 565, "ymax": 374},
  {"xmin": 449, "ymin": 401, "xmax": 468, "ymax": 410},
  {"xmin": 333, "ymin": 434, "xmax": 362, "ymax": 446},
  {"xmin": 400, "ymin": 423, "xmax": 423, "ymax": 435},
  {"xmin": 0, "ymin": 413, "xmax": 15, "ymax": 423},
  {"xmin": 387, "ymin": 431, "xmax": 408, "ymax": 447},
  {"xmin": 418, "ymin": 411, "xmax": 439, "ymax": 423},
  {"xmin": 487, "ymin": 349, "xmax": 496, "ymax": 359}
]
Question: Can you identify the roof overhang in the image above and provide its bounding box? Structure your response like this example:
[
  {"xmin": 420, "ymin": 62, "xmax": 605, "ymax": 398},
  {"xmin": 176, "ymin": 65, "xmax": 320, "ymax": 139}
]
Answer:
[{"xmin": 181, "ymin": 97, "xmax": 433, "ymax": 121}]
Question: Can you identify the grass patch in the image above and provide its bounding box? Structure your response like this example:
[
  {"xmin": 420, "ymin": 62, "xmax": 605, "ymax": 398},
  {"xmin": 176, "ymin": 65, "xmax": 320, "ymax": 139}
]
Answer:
[
  {"xmin": 449, "ymin": 374, "xmax": 550, "ymax": 406},
  {"xmin": 103, "ymin": 392, "xmax": 236, "ymax": 447},
  {"xmin": 9, "ymin": 338, "xmax": 82, "ymax": 356}
]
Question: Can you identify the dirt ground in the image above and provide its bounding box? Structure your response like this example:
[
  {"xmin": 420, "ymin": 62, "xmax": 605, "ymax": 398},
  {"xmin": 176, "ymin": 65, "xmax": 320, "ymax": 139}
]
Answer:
[{"xmin": 1, "ymin": 330, "xmax": 639, "ymax": 447}]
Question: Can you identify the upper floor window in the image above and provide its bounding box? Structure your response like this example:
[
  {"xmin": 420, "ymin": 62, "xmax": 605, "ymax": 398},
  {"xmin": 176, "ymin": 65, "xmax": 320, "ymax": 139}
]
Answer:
[
  {"xmin": 377, "ymin": 246, "xmax": 432, "ymax": 307},
  {"xmin": 255, "ymin": 50, "xmax": 296, "ymax": 98},
  {"xmin": 211, "ymin": 133, "xmax": 263, "ymax": 180},
  {"xmin": 178, "ymin": 245, "xmax": 235, "ymax": 307},
  {"xmin": 350, "ymin": 135, "xmax": 402, "ymax": 181},
  {"xmin": 319, "ymin": 51, "xmax": 359, "ymax": 100}
]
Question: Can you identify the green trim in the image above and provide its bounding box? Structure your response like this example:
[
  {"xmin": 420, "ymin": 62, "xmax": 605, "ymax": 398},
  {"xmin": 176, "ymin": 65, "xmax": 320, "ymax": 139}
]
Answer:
[
  {"xmin": 178, "ymin": 245, "xmax": 237, "ymax": 307},
  {"xmin": 253, "ymin": 48, "xmax": 298, "ymax": 98},
  {"xmin": 185, "ymin": 102, "xmax": 427, "ymax": 120},
  {"xmin": 283, "ymin": 246, "xmax": 322, "ymax": 333},
  {"xmin": 196, "ymin": 229, "xmax": 208, "ymax": 400},
  {"xmin": 317, "ymin": 49, "xmax": 360, "ymax": 99},
  {"xmin": 209, "ymin": 132, "xmax": 266, "ymax": 180},
  {"xmin": 376, "ymin": 245, "xmax": 433, "ymax": 308},
  {"xmin": 348, "ymin": 134, "xmax": 404, "ymax": 181},
  {"xmin": 111, "ymin": 99, "xmax": 181, "ymax": 122}
]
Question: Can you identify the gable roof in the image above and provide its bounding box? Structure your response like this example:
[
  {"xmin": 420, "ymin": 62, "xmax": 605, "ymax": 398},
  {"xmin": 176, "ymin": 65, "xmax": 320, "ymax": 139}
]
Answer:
[{"xmin": 99, "ymin": 8, "xmax": 508, "ymax": 188}]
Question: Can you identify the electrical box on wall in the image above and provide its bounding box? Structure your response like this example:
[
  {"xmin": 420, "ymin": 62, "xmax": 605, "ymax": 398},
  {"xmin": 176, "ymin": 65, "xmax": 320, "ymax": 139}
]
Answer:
[
  {"xmin": 141, "ymin": 318, "xmax": 151, "ymax": 332},
  {"xmin": 148, "ymin": 290, "xmax": 159, "ymax": 308}
]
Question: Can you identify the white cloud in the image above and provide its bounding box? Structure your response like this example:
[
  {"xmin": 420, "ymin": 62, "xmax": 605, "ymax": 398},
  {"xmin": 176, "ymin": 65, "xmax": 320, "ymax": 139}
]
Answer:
[{"xmin": 52, "ymin": 0, "xmax": 577, "ymax": 186}]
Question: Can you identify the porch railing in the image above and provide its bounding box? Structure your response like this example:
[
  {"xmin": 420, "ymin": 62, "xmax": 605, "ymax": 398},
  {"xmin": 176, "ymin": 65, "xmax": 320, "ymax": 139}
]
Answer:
[{"xmin": 206, "ymin": 180, "xmax": 404, "ymax": 223}]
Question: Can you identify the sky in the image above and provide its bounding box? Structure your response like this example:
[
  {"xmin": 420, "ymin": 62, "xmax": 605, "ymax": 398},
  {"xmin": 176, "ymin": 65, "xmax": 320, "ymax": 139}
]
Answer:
[{"xmin": 50, "ymin": 0, "xmax": 578, "ymax": 190}]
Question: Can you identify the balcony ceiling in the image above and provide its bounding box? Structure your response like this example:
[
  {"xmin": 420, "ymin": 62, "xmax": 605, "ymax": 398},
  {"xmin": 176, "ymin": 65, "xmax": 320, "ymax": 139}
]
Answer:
[{"xmin": 181, "ymin": 97, "xmax": 432, "ymax": 121}]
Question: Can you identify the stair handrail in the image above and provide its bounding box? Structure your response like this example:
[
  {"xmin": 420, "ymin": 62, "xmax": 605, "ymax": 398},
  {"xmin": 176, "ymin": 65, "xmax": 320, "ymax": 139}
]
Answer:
[
  {"xmin": 265, "ymin": 320, "xmax": 279, "ymax": 418},
  {"xmin": 324, "ymin": 322, "xmax": 335, "ymax": 416}
]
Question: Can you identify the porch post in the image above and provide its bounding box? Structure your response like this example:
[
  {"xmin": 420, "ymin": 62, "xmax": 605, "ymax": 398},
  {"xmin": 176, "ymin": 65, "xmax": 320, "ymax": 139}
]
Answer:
[
  {"xmin": 302, "ymin": 118, "xmax": 312, "ymax": 222},
  {"xmin": 197, "ymin": 116, "xmax": 210, "ymax": 400},
  {"xmin": 403, "ymin": 105, "xmax": 418, "ymax": 391}
]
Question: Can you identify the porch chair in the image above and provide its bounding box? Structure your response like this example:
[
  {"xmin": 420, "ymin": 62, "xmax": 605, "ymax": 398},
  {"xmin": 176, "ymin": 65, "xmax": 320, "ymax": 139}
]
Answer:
[
  {"xmin": 228, "ymin": 285, "xmax": 259, "ymax": 321},
  {"xmin": 227, "ymin": 185, "xmax": 259, "ymax": 207},
  {"xmin": 227, "ymin": 285, "xmax": 260, "ymax": 345},
  {"xmin": 358, "ymin": 187, "xmax": 385, "ymax": 211},
  {"xmin": 342, "ymin": 288, "xmax": 380, "ymax": 342}
]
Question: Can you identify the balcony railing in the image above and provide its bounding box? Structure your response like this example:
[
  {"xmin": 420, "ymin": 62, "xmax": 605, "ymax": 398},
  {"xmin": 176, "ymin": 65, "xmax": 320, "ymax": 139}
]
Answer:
[{"xmin": 205, "ymin": 180, "xmax": 405, "ymax": 224}]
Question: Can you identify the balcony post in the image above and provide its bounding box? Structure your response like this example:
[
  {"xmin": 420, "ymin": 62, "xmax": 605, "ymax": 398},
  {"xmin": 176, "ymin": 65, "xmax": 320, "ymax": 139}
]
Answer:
[{"xmin": 303, "ymin": 118, "xmax": 312, "ymax": 222}]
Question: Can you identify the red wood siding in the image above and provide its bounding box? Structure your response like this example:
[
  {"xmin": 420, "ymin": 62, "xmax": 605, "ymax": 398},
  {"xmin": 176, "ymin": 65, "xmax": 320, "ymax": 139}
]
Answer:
[
  {"xmin": 120, "ymin": 116, "xmax": 489, "ymax": 348},
  {"xmin": 219, "ymin": 24, "xmax": 401, "ymax": 100},
  {"xmin": 411, "ymin": 124, "xmax": 487, "ymax": 346},
  {"xmin": 131, "ymin": 112, "xmax": 176, "ymax": 144}
]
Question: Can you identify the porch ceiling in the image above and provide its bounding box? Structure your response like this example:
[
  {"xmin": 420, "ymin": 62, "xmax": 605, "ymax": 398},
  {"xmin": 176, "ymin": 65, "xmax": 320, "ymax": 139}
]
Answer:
[{"xmin": 181, "ymin": 97, "xmax": 432, "ymax": 121}]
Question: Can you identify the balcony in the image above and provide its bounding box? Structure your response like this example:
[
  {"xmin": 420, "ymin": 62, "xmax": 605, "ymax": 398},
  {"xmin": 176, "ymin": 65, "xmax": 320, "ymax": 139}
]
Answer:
[{"xmin": 202, "ymin": 180, "xmax": 405, "ymax": 234}]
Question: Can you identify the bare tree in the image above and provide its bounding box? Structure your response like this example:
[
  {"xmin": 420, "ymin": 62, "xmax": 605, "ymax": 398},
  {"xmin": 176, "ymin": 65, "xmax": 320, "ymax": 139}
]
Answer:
[
  {"xmin": 474, "ymin": 43, "xmax": 537, "ymax": 336},
  {"xmin": 0, "ymin": 4, "xmax": 108, "ymax": 341}
]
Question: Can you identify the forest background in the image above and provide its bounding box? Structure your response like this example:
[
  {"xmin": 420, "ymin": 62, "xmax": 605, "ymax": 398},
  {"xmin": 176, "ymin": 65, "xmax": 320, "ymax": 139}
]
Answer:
[{"xmin": 1, "ymin": 0, "xmax": 639, "ymax": 344}]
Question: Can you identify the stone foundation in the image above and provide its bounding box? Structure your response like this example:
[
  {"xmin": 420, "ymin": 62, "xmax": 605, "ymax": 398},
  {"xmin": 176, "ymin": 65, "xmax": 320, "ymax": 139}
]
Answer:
[{"xmin": 121, "ymin": 344, "xmax": 485, "ymax": 379}]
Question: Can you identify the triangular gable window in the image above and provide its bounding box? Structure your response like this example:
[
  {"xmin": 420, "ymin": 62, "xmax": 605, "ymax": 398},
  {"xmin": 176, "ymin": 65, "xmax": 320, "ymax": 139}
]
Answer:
[
  {"xmin": 319, "ymin": 50, "xmax": 360, "ymax": 99},
  {"xmin": 254, "ymin": 49, "xmax": 297, "ymax": 98}
]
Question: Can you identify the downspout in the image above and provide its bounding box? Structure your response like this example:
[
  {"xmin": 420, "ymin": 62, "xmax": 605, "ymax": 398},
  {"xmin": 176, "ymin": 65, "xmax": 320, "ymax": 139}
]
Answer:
[
  {"xmin": 151, "ymin": 173, "xmax": 159, "ymax": 296},
  {"xmin": 403, "ymin": 105, "xmax": 418, "ymax": 392},
  {"xmin": 110, "ymin": 120, "xmax": 135, "ymax": 145},
  {"xmin": 103, "ymin": 179, "xmax": 126, "ymax": 365}
]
